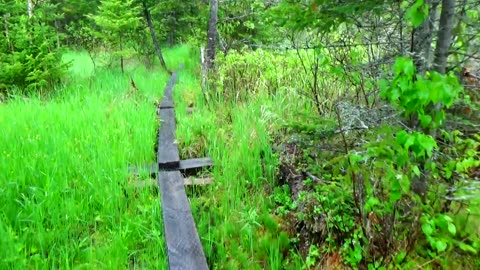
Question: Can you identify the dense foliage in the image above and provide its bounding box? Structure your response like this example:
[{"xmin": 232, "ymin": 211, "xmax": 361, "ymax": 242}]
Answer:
[
  {"xmin": 1, "ymin": 0, "xmax": 479, "ymax": 269},
  {"xmin": 0, "ymin": 0, "xmax": 66, "ymax": 95}
]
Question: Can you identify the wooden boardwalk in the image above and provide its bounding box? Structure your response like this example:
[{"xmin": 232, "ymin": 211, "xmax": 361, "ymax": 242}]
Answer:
[{"xmin": 155, "ymin": 67, "xmax": 209, "ymax": 270}]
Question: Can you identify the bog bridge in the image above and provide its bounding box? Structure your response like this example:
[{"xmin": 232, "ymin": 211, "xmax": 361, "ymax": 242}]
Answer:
[{"xmin": 131, "ymin": 66, "xmax": 211, "ymax": 270}]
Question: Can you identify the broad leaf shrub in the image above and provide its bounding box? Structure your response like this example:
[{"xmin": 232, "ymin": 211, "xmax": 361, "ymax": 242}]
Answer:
[
  {"xmin": 273, "ymin": 57, "xmax": 479, "ymax": 269},
  {"xmin": 344, "ymin": 57, "xmax": 479, "ymax": 267}
]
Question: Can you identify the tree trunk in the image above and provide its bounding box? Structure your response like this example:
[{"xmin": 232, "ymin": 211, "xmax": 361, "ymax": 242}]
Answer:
[
  {"xmin": 410, "ymin": 0, "xmax": 438, "ymax": 75},
  {"xmin": 433, "ymin": 0, "xmax": 456, "ymax": 74},
  {"xmin": 142, "ymin": 0, "xmax": 169, "ymax": 73},
  {"xmin": 27, "ymin": 0, "xmax": 33, "ymax": 18},
  {"xmin": 3, "ymin": 14, "xmax": 13, "ymax": 53},
  {"xmin": 120, "ymin": 36, "xmax": 124, "ymax": 74},
  {"xmin": 55, "ymin": 20, "xmax": 61, "ymax": 49},
  {"xmin": 206, "ymin": 0, "xmax": 218, "ymax": 70}
]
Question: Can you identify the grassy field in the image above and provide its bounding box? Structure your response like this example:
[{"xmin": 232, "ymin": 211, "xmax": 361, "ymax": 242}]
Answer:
[
  {"xmin": 2, "ymin": 45, "xmax": 479, "ymax": 269},
  {"xmin": 0, "ymin": 46, "xmax": 308, "ymax": 269},
  {"xmin": 0, "ymin": 49, "xmax": 173, "ymax": 269}
]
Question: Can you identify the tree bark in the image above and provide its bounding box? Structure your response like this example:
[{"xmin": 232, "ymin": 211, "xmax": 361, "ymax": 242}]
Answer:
[
  {"xmin": 433, "ymin": 0, "xmax": 456, "ymax": 74},
  {"xmin": 120, "ymin": 35, "xmax": 124, "ymax": 74},
  {"xmin": 3, "ymin": 14, "xmax": 13, "ymax": 53},
  {"xmin": 27, "ymin": 0, "xmax": 33, "ymax": 18},
  {"xmin": 206, "ymin": 0, "xmax": 218, "ymax": 70},
  {"xmin": 142, "ymin": 0, "xmax": 169, "ymax": 73},
  {"xmin": 55, "ymin": 20, "xmax": 61, "ymax": 49},
  {"xmin": 410, "ymin": 0, "xmax": 439, "ymax": 75}
]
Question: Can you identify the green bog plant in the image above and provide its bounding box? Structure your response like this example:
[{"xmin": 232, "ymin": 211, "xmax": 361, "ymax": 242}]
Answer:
[
  {"xmin": 380, "ymin": 57, "xmax": 461, "ymax": 130},
  {"xmin": 335, "ymin": 56, "xmax": 475, "ymax": 267}
]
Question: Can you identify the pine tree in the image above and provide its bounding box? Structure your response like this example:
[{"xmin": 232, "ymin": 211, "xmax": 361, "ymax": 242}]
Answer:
[
  {"xmin": 0, "ymin": 0, "xmax": 66, "ymax": 96},
  {"xmin": 89, "ymin": 0, "xmax": 141, "ymax": 73}
]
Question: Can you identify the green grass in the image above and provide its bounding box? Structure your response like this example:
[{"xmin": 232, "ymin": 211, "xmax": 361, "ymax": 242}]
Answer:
[
  {"xmin": 173, "ymin": 59, "xmax": 308, "ymax": 269},
  {"xmin": 3, "ymin": 45, "xmax": 479, "ymax": 270},
  {"xmin": 0, "ymin": 50, "xmax": 172, "ymax": 269},
  {"xmin": 0, "ymin": 46, "xmax": 306, "ymax": 269}
]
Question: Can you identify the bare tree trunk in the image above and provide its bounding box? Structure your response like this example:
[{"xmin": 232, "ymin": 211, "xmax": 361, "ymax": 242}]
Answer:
[
  {"xmin": 3, "ymin": 14, "xmax": 13, "ymax": 53},
  {"xmin": 433, "ymin": 0, "xmax": 456, "ymax": 74},
  {"xmin": 206, "ymin": 0, "xmax": 218, "ymax": 70},
  {"xmin": 55, "ymin": 20, "xmax": 61, "ymax": 49},
  {"xmin": 142, "ymin": 0, "xmax": 170, "ymax": 73},
  {"xmin": 27, "ymin": 0, "xmax": 33, "ymax": 18},
  {"xmin": 410, "ymin": 0, "xmax": 437, "ymax": 75},
  {"xmin": 120, "ymin": 35, "xmax": 124, "ymax": 74}
]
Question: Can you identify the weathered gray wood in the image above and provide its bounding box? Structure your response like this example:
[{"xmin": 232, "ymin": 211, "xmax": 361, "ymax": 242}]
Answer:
[
  {"xmin": 157, "ymin": 171, "xmax": 209, "ymax": 270},
  {"xmin": 129, "ymin": 157, "xmax": 213, "ymax": 176},
  {"xmin": 131, "ymin": 177, "xmax": 213, "ymax": 188},
  {"xmin": 184, "ymin": 177, "xmax": 213, "ymax": 186},
  {"xmin": 179, "ymin": 157, "xmax": 214, "ymax": 175},
  {"xmin": 157, "ymin": 108, "xmax": 180, "ymax": 169},
  {"xmin": 160, "ymin": 71, "xmax": 177, "ymax": 109}
]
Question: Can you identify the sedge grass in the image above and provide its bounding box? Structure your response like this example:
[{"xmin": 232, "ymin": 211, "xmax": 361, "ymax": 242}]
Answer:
[
  {"xmin": 173, "ymin": 59, "xmax": 307, "ymax": 269},
  {"xmin": 0, "ymin": 49, "xmax": 174, "ymax": 269}
]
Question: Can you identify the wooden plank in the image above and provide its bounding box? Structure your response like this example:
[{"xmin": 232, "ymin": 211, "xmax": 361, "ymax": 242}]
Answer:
[
  {"xmin": 179, "ymin": 157, "xmax": 214, "ymax": 175},
  {"xmin": 157, "ymin": 108, "xmax": 180, "ymax": 169},
  {"xmin": 131, "ymin": 177, "xmax": 213, "ymax": 188},
  {"xmin": 159, "ymin": 71, "xmax": 177, "ymax": 109},
  {"xmin": 184, "ymin": 177, "xmax": 213, "ymax": 186},
  {"xmin": 179, "ymin": 157, "xmax": 213, "ymax": 170},
  {"xmin": 157, "ymin": 171, "xmax": 209, "ymax": 270},
  {"xmin": 129, "ymin": 157, "xmax": 213, "ymax": 176}
]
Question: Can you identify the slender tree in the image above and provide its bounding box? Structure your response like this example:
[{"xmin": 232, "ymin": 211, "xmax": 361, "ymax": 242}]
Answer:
[
  {"xmin": 206, "ymin": 0, "xmax": 218, "ymax": 70},
  {"xmin": 432, "ymin": 0, "xmax": 456, "ymax": 74},
  {"xmin": 141, "ymin": 0, "xmax": 169, "ymax": 73}
]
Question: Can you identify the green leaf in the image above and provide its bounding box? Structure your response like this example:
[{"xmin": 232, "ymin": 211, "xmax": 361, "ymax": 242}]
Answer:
[
  {"xmin": 457, "ymin": 241, "xmax": 477, "ymax": 254},
  {"xmin": 364, "ymin": 196, "xmax": 380, "ymax": 211},
  {"xmin": 394, "ymin": 251, "xmax": 407, "ymax": 264},
  {"xmin": 390, "ymin": 178, "xmax": 402, "ymax": 203},
  {"xmin": 399, "ymin": 175, "xmax": 410, "ymax": 193},
  {"xmin": 421, "ymin": 222, "xmax": 433, "ymax": 235},
  {"xmin": 412, "ymin": 165, "xmax": 421, "ymax": 177},
  {"xmin": 447, "ymin": 223, "xmax": 456, "ymax": 236},
  {"xmin": 405, "ymin": 0, "xmax": 429, "ymax": 28},
  {"xmin": 419, "ymin": 114, "xmax": 432, "ymax": 128},
  {"xmin": 435, "ymin": 240, "xmax": 447, "ymax": 252}
]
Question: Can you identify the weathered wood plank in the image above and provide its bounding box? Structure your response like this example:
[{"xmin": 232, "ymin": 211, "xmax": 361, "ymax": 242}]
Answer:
[
  {"xmin": 179, "ymin": 157, "xmax": 213, "ymax": 171},
  {"xmin": 131, "ymin": 177, "xmax": 213, "ymax": 188},
  {"xmin": 184, "ymin": 177, "xmax": 213, "ymax": 186},
  {"xmin": 157, "ymin": 171, "xmax": 209, "ymax": 270},
  {"xmin": 159, "ymin": 71, "xmax": 177, "ymax": 109},
  {"xmin": 157, "ymin": 108, "xmax": 180, "ymax": 169},
  {"xmin": 129, "ymin": 158, "xmax": 214, "ymax": 175}
]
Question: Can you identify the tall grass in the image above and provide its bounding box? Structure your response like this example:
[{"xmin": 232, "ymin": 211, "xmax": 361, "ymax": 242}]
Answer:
[
  {"xmin": 0, "ymin": 50, "xmax": 173, "ymax": 269},
  {"xmin": 1, "ymin": 45, "xmax": 310, "ymax": 269},
  {"xmin": 173, "ymin": 56, "xmax": 307, "ymax": 269}
]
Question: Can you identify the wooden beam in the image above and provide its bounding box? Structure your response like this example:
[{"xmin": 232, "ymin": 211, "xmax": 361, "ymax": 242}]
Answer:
[
  {"xmin": 128, "ymin": 157, "xmax": 214, "ymax": 176},
  {"xmin": 179, "ymin": 157, "xmax": 214, "ymax": 175},
  {"xmin": 159, "ymin": 71, "xmax": 177, "ymax": 109},
  {"xmin": 157, "ymin": 108, "xmax": 180, "ymax": 169},
  {"xmin": 131, "ymin": 177, "xmax": 213, "ymax": 188},
  {"xmin": 184, "ymin": 177, "xmax": 213, "ymax": 186},
  {"xmin": 157, "ymin": 171, "xmax": 209, "ymax": 270}
]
